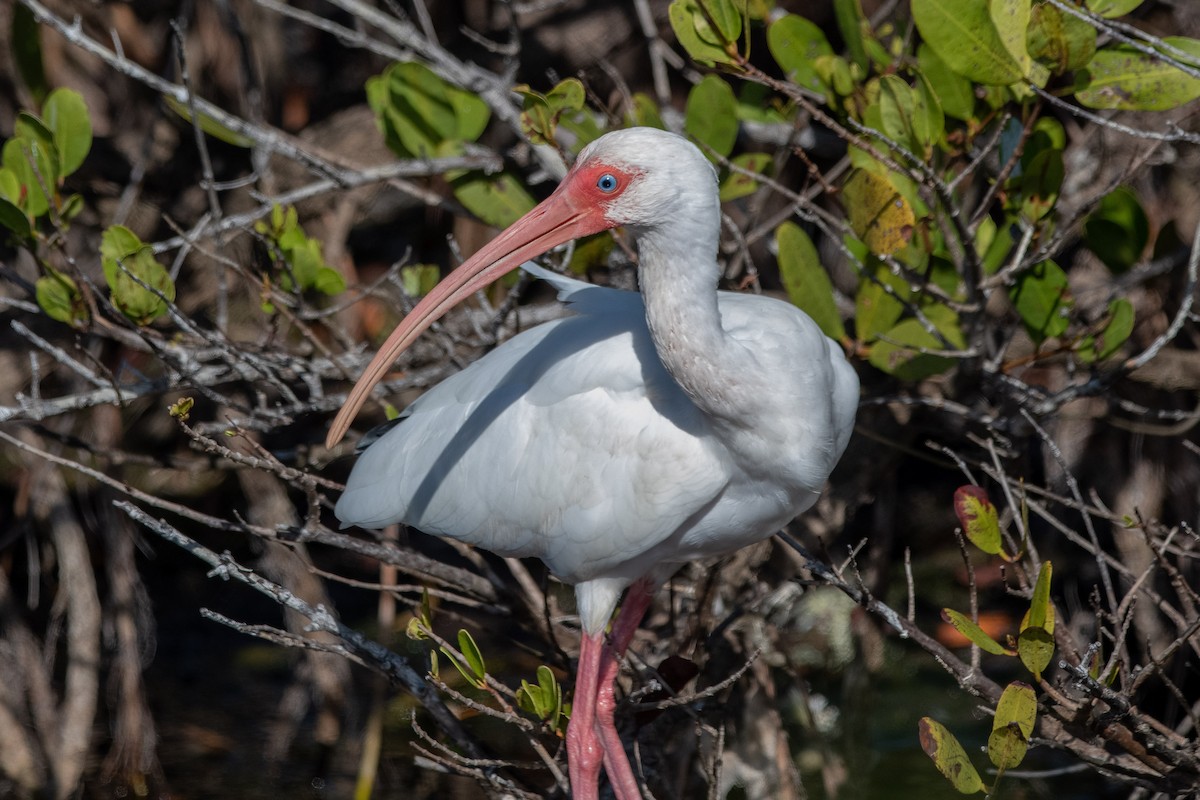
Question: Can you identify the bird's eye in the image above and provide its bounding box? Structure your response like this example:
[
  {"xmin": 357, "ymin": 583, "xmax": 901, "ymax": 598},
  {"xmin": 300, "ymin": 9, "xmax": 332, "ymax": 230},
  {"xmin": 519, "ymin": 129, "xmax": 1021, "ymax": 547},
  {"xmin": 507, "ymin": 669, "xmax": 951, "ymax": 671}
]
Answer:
[{"xmin": 596, "ymin": 173, "xmax": 619, "ymax": 193}]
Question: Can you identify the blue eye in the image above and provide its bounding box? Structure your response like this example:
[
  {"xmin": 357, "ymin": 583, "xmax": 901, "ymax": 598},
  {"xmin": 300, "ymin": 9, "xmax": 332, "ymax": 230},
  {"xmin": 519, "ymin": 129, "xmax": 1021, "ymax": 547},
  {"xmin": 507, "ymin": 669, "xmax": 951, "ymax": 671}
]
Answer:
[{"xmin": 596, "ymin": 173, "xmax": 618, "ymax": 193}]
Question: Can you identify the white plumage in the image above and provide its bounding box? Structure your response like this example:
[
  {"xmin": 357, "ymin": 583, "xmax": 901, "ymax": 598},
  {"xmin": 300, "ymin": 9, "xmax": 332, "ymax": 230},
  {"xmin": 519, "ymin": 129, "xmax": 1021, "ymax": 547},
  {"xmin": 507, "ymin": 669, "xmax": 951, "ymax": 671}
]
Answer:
[{"xmin": 327, "ymin": 128, "xmax": 858, "ymax": 800}]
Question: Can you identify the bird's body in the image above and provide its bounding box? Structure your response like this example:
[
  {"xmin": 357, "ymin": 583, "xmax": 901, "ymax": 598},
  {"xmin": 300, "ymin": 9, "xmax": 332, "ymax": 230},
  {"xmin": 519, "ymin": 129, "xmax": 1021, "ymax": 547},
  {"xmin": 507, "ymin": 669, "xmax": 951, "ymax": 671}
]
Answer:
[
  {"xmin": 328, "ymin": 127, "xmax": 858, "ymax": 799},
  {"xmin": 337, "ymin": 267, "xmax": 855, "ymax": 628}
]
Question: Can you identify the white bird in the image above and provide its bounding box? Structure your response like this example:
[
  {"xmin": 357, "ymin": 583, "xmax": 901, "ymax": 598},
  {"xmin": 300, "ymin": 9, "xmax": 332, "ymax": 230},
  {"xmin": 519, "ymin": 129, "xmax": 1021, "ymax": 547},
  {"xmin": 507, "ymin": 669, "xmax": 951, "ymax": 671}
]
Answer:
[{"xmin": 326, "ymin": 127, "xmax": 858, "ymax": 800}]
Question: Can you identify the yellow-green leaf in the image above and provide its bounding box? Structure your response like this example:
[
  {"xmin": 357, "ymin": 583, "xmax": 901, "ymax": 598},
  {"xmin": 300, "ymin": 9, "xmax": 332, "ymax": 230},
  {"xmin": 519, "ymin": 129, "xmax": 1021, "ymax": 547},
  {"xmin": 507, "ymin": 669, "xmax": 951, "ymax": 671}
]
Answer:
[
  {"xmin": 918, "ymin": 717, "xmax": 987, "ymax": 794},
  {"xmin": 401, "ymin": 264, "xmax": 440, "ymax": 297},
  {"xmin": 164, "ymin": 95, "xmax": 253, "ymax": 148},
  {"xmin": 989, "ymin": 681, "xmax": 1036, "ymax": 771},
  {"xmin": 843, "ymin": 169, "xmax": 915, "ymax": 256},
  {"xmin": 1078, "ymin": 298, "xmax": 1134, "ymax": 362},
  {"xmin": 719, "ymin": 152, "xmax": 771, "ymax": 201},
  {"xmin": 912, "ymin": 0, "xmax": 1026, "ymax": 85},
  {"xmin": 1086, "ymin": 0, "xmax": 1143, "ymax": 18},
  {"xmin": 43, "ymin": 88, "xmax": 93, "ymax": 176},
  {"xmin": 868, "ymin": 304, "xmax": 965, "ymax": 381},
  {"xmin": 669, "ymin": 0, "xmax": 736, "ymax": 65},
  {"xmin": 1027, "ymin": 2, "xmax": 1097, "ymax": 74},
  {"xmin": 941, "ymin": 609, "xmax": 1015, "ymax": 655},
  {"xmin": 1075, "ymin": 38, "xmax": 1200, "ymax": 111},
  {"xmin": 953, "ymin": 485, "xmax": 1003, "ymax": 554},
  {"xmin": 450, "ymin": 170, "xmax": 536, "ymax": 229}
]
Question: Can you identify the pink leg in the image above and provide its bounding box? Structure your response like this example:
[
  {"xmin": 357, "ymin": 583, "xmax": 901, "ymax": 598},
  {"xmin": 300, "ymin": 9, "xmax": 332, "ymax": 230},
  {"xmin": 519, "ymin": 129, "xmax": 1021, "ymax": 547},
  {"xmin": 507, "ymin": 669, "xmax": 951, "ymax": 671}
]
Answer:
[
  {"xmin": 567, "ymin": 631, "xmax": 605, "ymax": 800},
  {"xmin": 594, "ymin": 579, "xmax": 656, "ymax": 800}
]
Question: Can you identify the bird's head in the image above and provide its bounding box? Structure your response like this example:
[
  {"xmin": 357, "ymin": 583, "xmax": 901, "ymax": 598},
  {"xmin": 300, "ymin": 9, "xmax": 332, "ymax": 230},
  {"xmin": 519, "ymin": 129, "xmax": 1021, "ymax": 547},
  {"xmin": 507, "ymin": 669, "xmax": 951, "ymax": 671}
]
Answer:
[{"xmin": 325, "ymin": 127, "xmax": 715, "ymax": 448}]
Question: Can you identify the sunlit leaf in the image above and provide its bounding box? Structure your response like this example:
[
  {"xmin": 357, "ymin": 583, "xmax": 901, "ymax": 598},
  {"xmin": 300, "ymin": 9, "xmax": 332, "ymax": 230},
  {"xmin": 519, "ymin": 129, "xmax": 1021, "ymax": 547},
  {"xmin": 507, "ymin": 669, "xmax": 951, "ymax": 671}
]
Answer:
[
  {"xmin": 1086, "ymin": 0, "xmax": 1143, "ymax": 18},
  {"xmin": 854, "ymin": 259, "xmax": 909, "ymax": 342},
  {"xmin": 989, "ymin": 681, "xmax": 1036, "ymax": 772},
  {"xmin": 868, "ymin": 304, "xmax": 965, "ymax": 381},
  {"xmin": 1018, "ymin": 561, "xmax": 1055, "ymax": 679},
  {"xmin": 450, "ymin": 170, "xmax": 536, "ymax": 228},
  {"xmin": 669, "ymin": 0, "xmax": 736, "ymax": 65},
  {"xmin": 953, "ymin": 485, "xmax": 1003, "ymax": 555},
  {"xmin": 912, "ymin": 0, "xmax": 1026, "ymax": 85},
  {"xmin": 777, "ymin": 221, "xmax": 845, "ymax": 340},
  {"xmin": 1075, "ymin": 37, "xmax": 1200, "ymax": 111},
  {"xmin": 843, "ymin": 168, "xmax": 916, "ymax": 256},
  {"xmin": 628, "ymin": 93, "xmax": 666, "ymax": 129},
  {"xmin": 719, "ymin": 152, "xmax": 772, "ymax": 201},
  {"xmin": 941, "ymin": 609, "xmax": 1015, "ymax": 655},
  {"xmin": 1027, "ymin": 2, "xmax": 1096, "ymax": 74},
  {"xmin": 458, "ymin": 629, "xmax": 487, "ymax": 684},
  {"xmin": 3, "ymin": 135, "xmax": 55, "ymax": 218},
  {"xmin": 918, "ymin": 717, "xmax": 987, "ymax": 794}
]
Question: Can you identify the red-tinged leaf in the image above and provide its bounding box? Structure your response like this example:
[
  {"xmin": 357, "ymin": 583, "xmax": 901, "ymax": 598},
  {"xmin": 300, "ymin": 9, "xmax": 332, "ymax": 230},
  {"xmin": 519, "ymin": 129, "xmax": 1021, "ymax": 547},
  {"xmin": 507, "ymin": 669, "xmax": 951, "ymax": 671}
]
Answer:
[{"xmin": 954, "ymin": 485, "xmax": 1002, "ymax": 555}]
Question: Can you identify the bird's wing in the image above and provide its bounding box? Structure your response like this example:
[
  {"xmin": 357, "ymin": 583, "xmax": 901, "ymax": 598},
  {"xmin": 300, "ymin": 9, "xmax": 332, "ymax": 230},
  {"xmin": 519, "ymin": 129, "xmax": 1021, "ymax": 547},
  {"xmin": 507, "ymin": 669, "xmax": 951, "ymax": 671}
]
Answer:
[{"xmin": 335, "ymin": 287, "xmax": 729, "ymax": 584}]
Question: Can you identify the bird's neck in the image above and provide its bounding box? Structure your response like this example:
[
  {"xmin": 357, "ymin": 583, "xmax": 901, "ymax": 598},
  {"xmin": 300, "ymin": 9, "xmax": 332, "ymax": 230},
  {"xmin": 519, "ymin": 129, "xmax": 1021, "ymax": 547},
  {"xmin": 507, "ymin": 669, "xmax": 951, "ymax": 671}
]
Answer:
[{"xmin": 636, "ymin": 219, "xmax": 756, "ymax": 429}]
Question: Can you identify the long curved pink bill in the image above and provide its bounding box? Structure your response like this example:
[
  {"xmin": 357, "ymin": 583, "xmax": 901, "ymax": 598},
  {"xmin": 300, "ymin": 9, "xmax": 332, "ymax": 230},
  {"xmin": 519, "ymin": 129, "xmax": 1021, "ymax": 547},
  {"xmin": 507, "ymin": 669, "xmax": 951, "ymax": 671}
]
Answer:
[{"xmin": 326, "ymin": 183, "xmax": 607, "ymax": 449}]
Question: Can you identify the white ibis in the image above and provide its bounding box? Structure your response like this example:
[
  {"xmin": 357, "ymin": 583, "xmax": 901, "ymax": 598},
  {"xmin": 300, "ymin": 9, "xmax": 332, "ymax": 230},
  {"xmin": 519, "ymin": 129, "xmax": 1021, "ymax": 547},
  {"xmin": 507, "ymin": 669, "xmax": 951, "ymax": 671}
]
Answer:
[{"xmin": 326, "ymin": 127, "xmax": 858, "ymax": 800}]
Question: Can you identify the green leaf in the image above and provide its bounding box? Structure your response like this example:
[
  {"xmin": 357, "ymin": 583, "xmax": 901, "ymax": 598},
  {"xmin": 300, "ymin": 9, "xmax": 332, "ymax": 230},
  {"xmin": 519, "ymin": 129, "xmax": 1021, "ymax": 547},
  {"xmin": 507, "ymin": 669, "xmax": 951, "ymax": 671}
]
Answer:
[
  {"xmin": 843, "ymin": 168, "xmax": 916, "ymax": 256},
  {"xmin": 868, "ymin": 305, "xmax": 965, "ymax": 381},
  {"xmin": 1079, "ymin": 298, "xmax": 1134, "ymax": 362},
  {"xmin": 450, "ymin": 170, "xmax": 536, "ymax": 229},
  {"xmin": 988, "ymin": 682, "xmax": 1036, "ymax": 770},
  {"xmin": 458, "ymin": 629, "xmax": 487, "ymax": 685},
  {"xmin": 628, "ymin": 93, "xmax": 666, "ymax": 129},
  {"xmin": 1086, "ymin": 0, "xmax": 1143, "ymax": 18},
  {"xmin": 917, "ymin": 717, "xmax": 987, "ymax": 794},
  {"xmin": 401, "ymin": 264, "xmax": 441, "ymax": 297},
  {"xmin": 1083, "ymin": 186, "xmax": 1148, "ymax": 273},
  {"xmin": 1075, "ymin": 38, "xmax": 1200, "ymax": 111},
  {"xmin": 1016, "ymin": 147, "xmax": 1063, "ymax": 221},
  {"xmin": 941, "ymin": 608, "xmax": 1015, "ymax": 655},
  {"xmin": 1018, "ymin": 561, "xmax": 1055, "ymax": 679},
  {"xmin": 567, "ymin": 232, "xmax": 614, "ymax": 274},
  {"xmin": 1009, "ymin": 260, "xmax": 1071, "ymax": 343},
  {"xmin": 43, "ymin": 89, "xmax": 94, "ymax": 177},
  {"xmin": 917, "ymin": 43, "xmax": 976, "ymax": 121},
  {"xmin": 834, "ymin": 0, "xmax": 870, "ymax": 71},
  {"xmin": 719, "ymin": 152, "xmax": 771, "ymax": 201},
  {"xmin": 0, "ymin": 197, "xmax": 32, "ymax": 241},
  {"xmin": 855, "ymin": 259, "xmax": 909, "ymax": 341},
  {"xmin": 685, "ymin": 75, "xmax": 738, "ymax": 159},
  {"xmin": 669, "ymin": 0, "xmax": 736, "ymax": 65},
  {"xmin": 101, "ymin": 225, "xmax": 176, "ymax": 324},
  {"xmin": 36, "ymin": 270, "xmax": 89, "ymax": 327},
  {"xmin": 989, "ymin": 0, "xmax": 1034, "ymax": 77},
  {"xmin": 3, "ymin": 136, "xmax": 56, "ymax": 217},
  {"xmin": 912, "ymin": 0, "xmax": 1026, "ymax": 85},
  {"xmin": 767, "ymin": 14, "xmax": 834, "ymax": 93},
  {"xmin": 699, "ymin": 0, "xmax": 743, "ymax": 44},
  {"xmin": 164, "ymin": 95, "xmax": 253, "ymax": 148},
  {"xmin": 516, "ymin": 79, "xmax": 585, "ymax": 145},
  {"xmin": 12, "ymin": 4, "xmax": 49, "ymax": 106},
  {"xmin": 776, "ymin": 221, "xmax": 846, "ymax": 340},
  {"xmin": 953, "ymin": 485, "xmax": 1003, "ymax": 555},
  {"xmin": 1027, "ymin": 2, "xmax": 1097, "ymax": 74}
]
